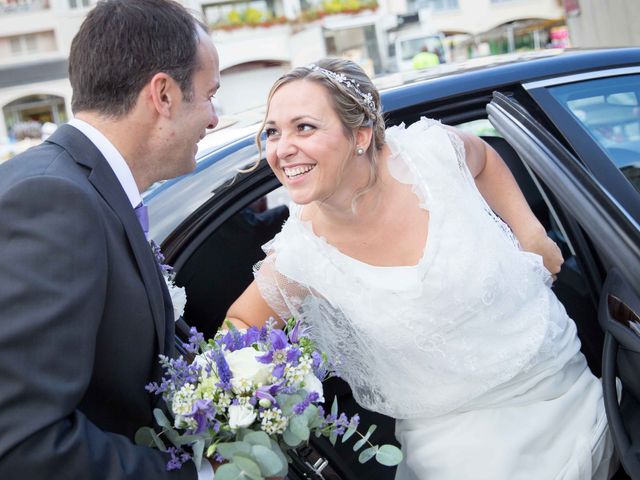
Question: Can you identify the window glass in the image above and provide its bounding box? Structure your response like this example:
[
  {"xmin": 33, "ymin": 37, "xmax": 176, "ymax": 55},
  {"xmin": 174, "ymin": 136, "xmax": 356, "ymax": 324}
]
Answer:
[
  {"xmin": 407, "ymin": 0, "xmax": 458, "ymax": 13},
  {"xmin": 548, "ymin": 74, "xmax": 640, "ymax": 194},
  {"xmin": 456, "ymin": 118, "xmax": 501, "ymax": 138}
]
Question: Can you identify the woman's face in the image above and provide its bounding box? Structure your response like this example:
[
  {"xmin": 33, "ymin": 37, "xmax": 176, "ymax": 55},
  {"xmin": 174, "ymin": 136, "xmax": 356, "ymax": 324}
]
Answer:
[{"xmin": 264, "ymin": 80, "xmax": 365, "ymax": 208}]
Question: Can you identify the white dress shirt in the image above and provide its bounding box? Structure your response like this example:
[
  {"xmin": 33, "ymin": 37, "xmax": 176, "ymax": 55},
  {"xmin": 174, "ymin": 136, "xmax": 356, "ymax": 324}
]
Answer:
[{"xmin": 66, "ymin": 119, "xmax": 215, "ymax": 480}]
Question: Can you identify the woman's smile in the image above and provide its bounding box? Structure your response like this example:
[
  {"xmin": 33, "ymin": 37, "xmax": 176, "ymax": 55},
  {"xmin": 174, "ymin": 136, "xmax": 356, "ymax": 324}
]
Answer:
[{"xmin": 283, "ymin": 164, "xmax": 316, "ymax": 179}]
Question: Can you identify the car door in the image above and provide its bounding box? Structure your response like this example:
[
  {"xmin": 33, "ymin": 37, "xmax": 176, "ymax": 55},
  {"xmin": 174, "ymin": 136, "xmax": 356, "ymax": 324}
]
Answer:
[{"xmin": 487, "ymin": 92, "xmax": 640, "ymax": 479}]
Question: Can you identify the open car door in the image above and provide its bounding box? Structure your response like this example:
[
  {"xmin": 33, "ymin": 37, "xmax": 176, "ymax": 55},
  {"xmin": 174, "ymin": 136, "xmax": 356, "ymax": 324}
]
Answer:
[{"xmin": 488, "ymin": 92, "xmax": 640, "ymax": 478}]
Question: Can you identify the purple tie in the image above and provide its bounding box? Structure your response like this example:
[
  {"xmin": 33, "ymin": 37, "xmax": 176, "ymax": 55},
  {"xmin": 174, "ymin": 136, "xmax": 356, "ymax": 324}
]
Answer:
[{"xmin": 134, "ymin": 202, "xmax": 149, "ymax": 238}]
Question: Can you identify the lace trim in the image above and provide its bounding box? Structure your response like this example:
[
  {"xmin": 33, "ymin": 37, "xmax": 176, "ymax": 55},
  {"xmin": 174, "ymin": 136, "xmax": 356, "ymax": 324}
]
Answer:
[{"xmin": 252, "ymin": 117, "xmax": 567, "ymax": 419}]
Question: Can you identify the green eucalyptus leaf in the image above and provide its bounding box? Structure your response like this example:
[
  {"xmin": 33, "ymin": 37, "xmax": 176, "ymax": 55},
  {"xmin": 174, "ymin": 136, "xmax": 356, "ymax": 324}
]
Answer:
[
  {"xmin": 164, "ymin": 426, "xmax": 181, "ymax": 445},
  {"xmin": 243, "ymin": 431, "xmax": 271, "ymax": 448},
  {"xmin": 302, "ymin": 404, "xmax": 319, "ymax": 422},
  {"xmin": 290, "ymin": 416, "xmax": 310, "ymax": 441},
  {"xmin": 375, "ymin": 444, "xmax": 404, "ymax": 466},
  {"xmin": 353, "ymin": 424, "xmax": 377, "ymax": 451},
  {"xmin": 251, "ymin": 444, "xmax": 285, "ymax": 477},
  {"xmin": 217, "ymin": 441, "xmax": 252, "ymax": 460},
  {"xmin": 153, "ymin": 409, "xmax": 171, "ymax": 429},
  {"xmin": 150, "ymin": 430, "xmax": 168, "ymax": 452},
  {"xmin": 134, "ymin": 427, "xmax": 155, "ymax": 447},
  {"xmin": 330, "ymin": 396, "xmax": 338, "ymax": 418},
  {"xmin": 214, "ymin": 462, "xmax": 243, "ymax": 480},
  {"xmin": 269, "ymin": 439, "xmax": 289, "ymax": 477},
  {"xmin": 329, "ymin": 429, "xmax": 338, "ymax": 447},
  {"xmin": 192, "ymin": 439, "xmax": 205, "ymax": 470},
  {"xmin": 358, "ymin": 446, "xmax": 378, "ymax": 463},
  {"xmin": 176, "ymin": 433, "xmax": 206, "ymax": 446},
  {"xmin": 341, "ymin": 424, "xmax": 357, "ymax": 443},
  {"xmin": 282, "ymin": 427, "xmax": 303, "ymax": 447},
  {"xmin": 232, "ymin": 453, "xmax": 263, "ymax": 480}
]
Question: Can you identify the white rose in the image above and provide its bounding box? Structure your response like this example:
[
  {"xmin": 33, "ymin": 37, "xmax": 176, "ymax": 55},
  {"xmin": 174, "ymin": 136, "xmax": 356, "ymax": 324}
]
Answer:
[
  {"xmin": 166, "ymin": 279, "xmax": 187, "ymax": 321},
  {"xmin": 303, "ymin": 373, "xmax": 324, "ymax": 403},
  {"xmin": 225, "ymin": 347, "xmax": 272, "ymax": 387},
  {"xmin": 228, "ymin": 404, "xmax": 257, "ymax": 429}
]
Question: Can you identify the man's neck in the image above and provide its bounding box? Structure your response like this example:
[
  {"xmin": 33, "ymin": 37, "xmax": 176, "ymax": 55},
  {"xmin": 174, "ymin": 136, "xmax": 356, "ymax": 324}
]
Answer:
[{"xmin": 75, "ymin": 111, "xmax": 152, "ymax": 192}]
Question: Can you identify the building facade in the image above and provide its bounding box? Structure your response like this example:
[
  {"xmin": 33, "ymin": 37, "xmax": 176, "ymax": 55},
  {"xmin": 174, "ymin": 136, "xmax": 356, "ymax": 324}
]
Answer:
[
  {"xmin": 0, "ymin": 0, "xmax": 98, "ymax": 142},
  {"xmin": 563, "ymin": 0, "xmax": 640, "ymax": 48},
  {"xmin": 0, "ymin": 0, "xmax": 566, "ymax": 142}
]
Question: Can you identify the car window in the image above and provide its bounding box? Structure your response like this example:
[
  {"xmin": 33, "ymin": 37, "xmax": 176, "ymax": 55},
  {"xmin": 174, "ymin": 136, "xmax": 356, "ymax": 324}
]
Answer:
[
  {"xmin": 547, "ymin": 74, "xmax": 640, "ymax": 194},
  {"xmin": 456, "ymin": 119, "xmax": 501, "ymax": 137}
]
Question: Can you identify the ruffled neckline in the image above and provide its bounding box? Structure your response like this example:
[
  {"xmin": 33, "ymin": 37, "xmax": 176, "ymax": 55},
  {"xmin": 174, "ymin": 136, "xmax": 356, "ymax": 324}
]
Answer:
[{"xmin": 282, "ymin": 119, "xmax": 447, "ymax": 294}]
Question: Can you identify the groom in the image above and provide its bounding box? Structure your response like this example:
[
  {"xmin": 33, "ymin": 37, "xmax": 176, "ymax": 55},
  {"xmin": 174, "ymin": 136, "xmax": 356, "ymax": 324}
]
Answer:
[{"xmin": 0, "ymin": 1, "xmax": 219, "ymax": 478}]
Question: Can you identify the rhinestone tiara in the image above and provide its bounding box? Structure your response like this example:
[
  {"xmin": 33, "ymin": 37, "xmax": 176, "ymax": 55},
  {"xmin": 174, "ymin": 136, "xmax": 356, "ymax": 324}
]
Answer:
[{"xmin": 306, "ymin": 63, "xmax": 377, "ymax": 116}]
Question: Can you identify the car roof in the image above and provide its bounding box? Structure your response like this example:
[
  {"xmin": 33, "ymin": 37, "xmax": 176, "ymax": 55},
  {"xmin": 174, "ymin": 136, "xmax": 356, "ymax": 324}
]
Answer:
[{"xmin": 379, "ymin": 47, "xmax": 640, "ymax": 112}]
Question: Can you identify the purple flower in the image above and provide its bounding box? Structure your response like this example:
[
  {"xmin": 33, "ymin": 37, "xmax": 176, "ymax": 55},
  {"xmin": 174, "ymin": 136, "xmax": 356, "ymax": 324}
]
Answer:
[
  {"xmin": 186, "ymin": 399, "xmax": 216, "ymax": 434},
  {"xmin": 166, "ymin": 446, "xmax": 191, "ymax": 471},
  {"xmin": 289, "ymin": 321, "xmax": 301, "ymax": 343},
  {"xmin": 150, "ymin": 240, "xmax": 173, "ymax": 275},
  {"xmin": 183, "ymin": 327, "xmax": 205, "ymax": 355},
  {"xmin": 242, "ymin": 327, "xmax": 261, "ymax": 347},
  {"xmin": 271, "ymin": 363, "xmax": 285, "ymax": 379},
  {"xmin": 220, "ymin": 329, "xmax": 244, "ymax": 352},
  {"xmin": 256, "ymin": 387, "xmax": 277, "ymax": 406},
  {"xmin": 349, "ymin": 414, "xmax": 360, "ymax": 428},
  {"xmin": 146, "ymin": 355, "xmax": 201, "ymax": 397},
  {"xmin": 293, "ymin": 401, "xmax": 308, "ymax": 415},
  {"xmin": 311, "ymin": 351, "xmax": 322, "ymax": 369},
  {"xmin": 270, "ymin": 329, "xmax": 288, "ymax": 350},
  {"xmin": 212, "ymin": 349, "xmax": 233, "ymax": 391},
  {"xmin": 293, "ymin": 390, "xmax": 321, "ymax": 415},
  {"xmin": 287, "ymin": 347, "xmax": 301, "ymax": 365}
]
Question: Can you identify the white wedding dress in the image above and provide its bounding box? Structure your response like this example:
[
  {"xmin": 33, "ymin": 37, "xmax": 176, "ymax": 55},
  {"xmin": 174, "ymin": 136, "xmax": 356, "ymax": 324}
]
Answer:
[{"xmin": 255, "ymin": 118, "xmax": 615, "ymax": 479}]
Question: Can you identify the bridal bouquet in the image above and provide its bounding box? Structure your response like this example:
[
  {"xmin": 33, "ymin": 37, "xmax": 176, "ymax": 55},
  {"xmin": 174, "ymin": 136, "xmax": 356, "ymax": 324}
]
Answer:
[{"xmin": 137, "ymin": 319, "xmax": 402, "ymax": 479}]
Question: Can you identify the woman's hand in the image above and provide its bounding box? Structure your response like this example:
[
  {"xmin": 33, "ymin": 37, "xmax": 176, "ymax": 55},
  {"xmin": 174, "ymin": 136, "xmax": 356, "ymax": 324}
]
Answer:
[{"xmin": 519, "ymin": 226, "xmax": 564, "ymax": 278}]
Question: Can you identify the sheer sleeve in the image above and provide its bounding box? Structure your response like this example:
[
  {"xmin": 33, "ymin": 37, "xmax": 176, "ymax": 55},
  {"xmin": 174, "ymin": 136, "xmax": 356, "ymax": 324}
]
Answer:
[{"xmin": 253, "ymin": 251, "xmax": 291, "ymax": 321}]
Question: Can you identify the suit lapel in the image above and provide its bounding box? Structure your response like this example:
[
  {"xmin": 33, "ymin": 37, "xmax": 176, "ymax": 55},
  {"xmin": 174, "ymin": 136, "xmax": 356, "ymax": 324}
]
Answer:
[{"xmin": 46, "ymin": 125, "xmax": 167, "ymax": 353}]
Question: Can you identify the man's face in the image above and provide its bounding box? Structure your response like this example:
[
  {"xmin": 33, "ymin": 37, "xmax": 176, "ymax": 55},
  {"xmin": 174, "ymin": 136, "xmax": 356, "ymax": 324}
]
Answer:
[{"xmin": 169, "ymin": 29, "xmax": 220, "ymax": 177}]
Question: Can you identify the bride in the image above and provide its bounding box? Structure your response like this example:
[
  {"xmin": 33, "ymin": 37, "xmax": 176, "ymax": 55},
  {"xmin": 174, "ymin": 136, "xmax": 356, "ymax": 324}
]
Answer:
[{"xmin": 225, "ymin": 57, "xmax": 615, "ymax": 479}]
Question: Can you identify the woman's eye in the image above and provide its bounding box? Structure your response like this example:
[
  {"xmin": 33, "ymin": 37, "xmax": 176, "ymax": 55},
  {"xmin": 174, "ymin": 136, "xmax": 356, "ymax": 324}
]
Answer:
[
  {"xmin": 298, "ymin": 123, "xmax": 315, "ymax": 133},
  {"xmin": 265, "ymin": 128, "xmax": 278, "ymax": 138}
]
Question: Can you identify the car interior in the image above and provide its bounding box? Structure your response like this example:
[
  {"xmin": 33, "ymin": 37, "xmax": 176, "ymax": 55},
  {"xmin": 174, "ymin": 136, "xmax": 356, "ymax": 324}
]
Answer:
[{"xmin": 170, "ymin": 102, "xmax": 633, "ymax": 478}]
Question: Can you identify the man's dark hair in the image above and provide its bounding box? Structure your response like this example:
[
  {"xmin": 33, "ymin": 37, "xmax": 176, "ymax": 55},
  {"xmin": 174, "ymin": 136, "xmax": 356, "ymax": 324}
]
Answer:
[{"xmin": 69, "ymin": 0, "xmax": 208, "ymax": 117}]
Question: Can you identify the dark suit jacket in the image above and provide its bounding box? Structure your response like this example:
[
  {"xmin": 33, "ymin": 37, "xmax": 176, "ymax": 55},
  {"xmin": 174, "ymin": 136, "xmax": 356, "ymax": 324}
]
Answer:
[{"xmin": 0, "ymin": 125, "xmax": 196, "ymax": 479}]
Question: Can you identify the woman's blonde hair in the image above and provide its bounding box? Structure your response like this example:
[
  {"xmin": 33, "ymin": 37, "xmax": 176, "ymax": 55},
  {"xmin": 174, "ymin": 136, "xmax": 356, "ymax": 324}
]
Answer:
[{"xmin": 255, "ymin": 58, "xmax": 386, "ymax": 206}]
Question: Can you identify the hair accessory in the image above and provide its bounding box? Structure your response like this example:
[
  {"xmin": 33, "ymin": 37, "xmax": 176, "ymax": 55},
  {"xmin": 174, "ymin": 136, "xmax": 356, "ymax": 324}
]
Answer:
[
  {"xmin": 356, "ymin": 146, "xmax": 365, "ymax": 156},
  {"xmin": 306, "ymin": 64, "xmax": 377, "ymax": 115}
]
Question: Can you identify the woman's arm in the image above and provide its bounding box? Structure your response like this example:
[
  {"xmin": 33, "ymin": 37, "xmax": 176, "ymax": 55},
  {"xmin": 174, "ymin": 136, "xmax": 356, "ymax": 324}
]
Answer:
[
  {"xmin": 225, "ymin": 280, "xmax": 283, "ymax": 330},
  {"xmin": 448, "ymin": 127, "xmax": 563, "ymax": 275}
]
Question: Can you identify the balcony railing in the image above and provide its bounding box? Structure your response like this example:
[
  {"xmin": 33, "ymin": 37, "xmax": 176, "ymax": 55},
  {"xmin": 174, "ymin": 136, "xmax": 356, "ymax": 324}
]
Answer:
[
  {"xmin": 0, "ymin": 0, "xmax": 50, "ymax": 15},
  {"xmin": 211, "ymin": 0, "xmax": 378, "ymax": 31}
]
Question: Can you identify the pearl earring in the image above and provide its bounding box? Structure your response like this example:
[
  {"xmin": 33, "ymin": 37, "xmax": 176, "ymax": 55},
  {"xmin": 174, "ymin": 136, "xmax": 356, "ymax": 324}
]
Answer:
[{"xmin": 356, "ymin": 146, "xmax": 365, "ymax": 156}]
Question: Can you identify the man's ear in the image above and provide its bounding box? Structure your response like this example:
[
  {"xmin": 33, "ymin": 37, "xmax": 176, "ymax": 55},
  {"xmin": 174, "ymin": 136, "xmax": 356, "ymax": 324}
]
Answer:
[
  {"xmin": 355, "ymin": 126, "xmax": 374, "ymax": 151},
  {"xmin": 148, "ymin": 72, "xmax": 177, "ymax": 117}
]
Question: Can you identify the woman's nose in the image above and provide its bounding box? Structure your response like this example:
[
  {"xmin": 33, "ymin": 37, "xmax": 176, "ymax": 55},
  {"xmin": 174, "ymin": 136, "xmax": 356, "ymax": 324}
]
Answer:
[{"xmin": 276, "ymin": 134, "xmax": 297, "ymax": 159}]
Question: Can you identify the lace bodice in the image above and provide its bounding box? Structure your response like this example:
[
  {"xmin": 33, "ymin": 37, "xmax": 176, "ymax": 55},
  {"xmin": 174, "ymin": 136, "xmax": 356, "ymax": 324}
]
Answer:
[{"xmin": 255, "ymin": 118, "xmax": 567, "ymax": 419}]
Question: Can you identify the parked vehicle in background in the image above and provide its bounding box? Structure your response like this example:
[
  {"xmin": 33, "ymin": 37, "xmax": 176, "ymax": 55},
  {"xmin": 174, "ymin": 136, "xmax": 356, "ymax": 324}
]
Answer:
[
  {"xmin": 146, "ymin": 48, "xmax": 640, "ymax": 479},
  {"xmin": 392, "ymin": 31, "xmax": 449, "ymax": 71}
]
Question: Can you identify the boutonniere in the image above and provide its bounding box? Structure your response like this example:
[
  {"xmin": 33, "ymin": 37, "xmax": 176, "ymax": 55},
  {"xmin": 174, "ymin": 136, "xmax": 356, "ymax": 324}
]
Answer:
[{"xmin": 150, "ymin": 240, "xmax": 187, "ymax": 321}]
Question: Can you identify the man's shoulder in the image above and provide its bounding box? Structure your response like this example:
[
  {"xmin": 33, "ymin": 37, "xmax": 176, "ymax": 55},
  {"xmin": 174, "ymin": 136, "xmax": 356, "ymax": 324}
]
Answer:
[{"xmin": 0, "ymin": 141, "xmax": 89, "ymax": 193}]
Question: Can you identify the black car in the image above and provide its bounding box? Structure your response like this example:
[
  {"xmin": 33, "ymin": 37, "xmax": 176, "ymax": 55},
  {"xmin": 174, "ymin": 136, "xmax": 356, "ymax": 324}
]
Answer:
[{"xmin": 145, "ymin": 48, "xmax": 640, "ymax": 479}]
